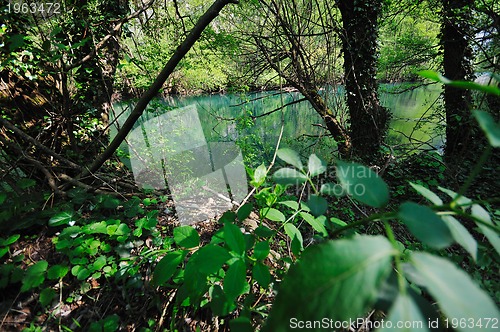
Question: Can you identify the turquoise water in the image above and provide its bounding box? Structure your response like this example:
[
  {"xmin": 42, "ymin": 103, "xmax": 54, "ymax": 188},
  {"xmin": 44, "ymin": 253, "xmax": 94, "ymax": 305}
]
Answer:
[{"xmin": 111, "ymin": 84, "xmax": 443, "ymax": 167}]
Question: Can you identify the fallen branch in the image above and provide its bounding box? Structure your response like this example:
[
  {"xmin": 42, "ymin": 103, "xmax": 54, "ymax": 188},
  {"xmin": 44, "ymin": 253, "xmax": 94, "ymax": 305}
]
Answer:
[{"xmin": 0, "ymin": 117, "xmax": 81, "ymax": 170}]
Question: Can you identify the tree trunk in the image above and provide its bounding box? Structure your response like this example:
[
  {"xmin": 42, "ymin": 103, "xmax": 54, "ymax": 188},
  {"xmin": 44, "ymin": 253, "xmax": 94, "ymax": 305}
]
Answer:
[
  {"xmin": 337, "ymin": 0, "xmax": 389, "ymax": 162},
  {"xmin": 441, "ymin": 0, "xmax": 475, "ymax": 161}
]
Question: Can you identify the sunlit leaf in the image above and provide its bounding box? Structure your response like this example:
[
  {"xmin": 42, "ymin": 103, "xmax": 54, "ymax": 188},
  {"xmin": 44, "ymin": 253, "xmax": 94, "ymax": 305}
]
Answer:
[
  {"xmin": 277, "ymin": 148, "xmax": 304, "ymax": 170},
  {"xmin": 409, "ymin": 182, "xmax": 442, "ymax": 205},
  {"xmin": 272, "ymin": 168, "xmax": 308, "ymax": 186},
  {"xmin": 473, "ymin": 110, "xmax": 500, "ymax": 147},
  {"xmin": 261, "ymin": 207, "xmax": 285, "ymax": 222},
  {"xmin": 442, "ymin": 216, "xmax": 477, "ymax": 261},
  {"xmin": 173, "ymin": 226, "xmax": 200, "ymax": 248},
  {"xmin": 410, "ymin": 253, "xmax": 500, "ymax": 330},
  {"xmin": 308, "ymin": 154, "xmax": 326, "ymax": 177},
  {"xmin": 300, "ymin": 212, "xmax": 327, "ymax": 236},
  {"xmin": 471, "ymin": 204, "xmax": 500, "ymax": 256},
  {"xmin": 152, "ymin": 250, "xmax": 187, "ymax": 286}
]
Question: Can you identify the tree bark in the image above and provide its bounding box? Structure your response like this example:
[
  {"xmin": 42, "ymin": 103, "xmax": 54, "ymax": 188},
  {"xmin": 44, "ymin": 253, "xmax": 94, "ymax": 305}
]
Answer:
[
  {"xmin": 337, "ymin": 0, "xmax": 389, "ymax": 162},
  {"xmin": 77, "ymin": 0, "xmax": 239, "ymax": 181},
  {"xmin": 441, "ymin": 0, "xmax": 475, "ymax": 161}
]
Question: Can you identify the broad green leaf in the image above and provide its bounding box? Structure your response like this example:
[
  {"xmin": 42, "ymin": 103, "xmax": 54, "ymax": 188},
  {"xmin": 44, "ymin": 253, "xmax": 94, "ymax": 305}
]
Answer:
[
  {"xmin": 272, "ymin": 168, "xmax": 308, "ymax": 186},
  {"xmin": 261, "ymin": 207, "xmax": 285, "ymax": 222},
  {"xmin": 21, "ymin": 261, "xmax": 48, "ymax": 292},
  {"xmin": 188, "ymin": 245, "xmax": 231, "ymax": 275},
  {"xmin": 471, "ymin": 204, "xmax": 500, "ymax": 256},
  {"xmin": 277, "ymin": 148, "xmax": 303, "ymax": 170},
  {"xmin": 330, "ymin": 217, "xmax": 347, "ymax": 228},
  {"xmin": 442, "ymin": 216, "xmax": 477, "ymax": 261},
  {"xmin": 92, "ymin": 256, "xmax": 107, "ymax": 271},
  {"xmin": 255, "ymin": 226, "xmax": 275, "ymax": 238},
  {"xmin": 284, "ymin": 223, "xmax": 303, "ymax": 255},
  {"xmin": 17, "ymin": 178, "xmax": 36, "ymax": 189},
  {"xmin": 224, "ymin": 223, "xmax": 246, "ymax": 255},
  {"xmin": 224, "ymin": 259, "xmax": 247, "ymax": 300},
  {"xmin": 379, "ymin": 292, "xmax": 429, "ymax": 332},
  {"xmin": 49, "ymin": 211, "xmax": 74, "ymax": 227},
  {"xmin": 305, "ymin": 195, "xmax": 328, "ymax": 217},
  {"xmin": 263, "ymin": 236, "xmax": 394, "ymax": 332},
  {"xmin": 410, "ymin": 252, "xmax": 500, "ymax": 331},
  {"xmin": 152, "ymin": 251, "xmax": 187, "ymax": 286},
  {"xmin": 237, "ymin": 203, "xmax": 253, "ymax": 221},
  {"xmin": 418, "ymin": 70, "xmax": 500, "ymax": 96},
  {"xmin": 0, "ymin": 192, "xmax": 6, "ymax": 205},
  {"xmin": 308, "ymin": 154, "xmax": 326, "ymax": 177},
  {"xmin": 173, "ymin": 226, "xmax": 200, "ymax": 248},
  {"xmin": 437, "ymin": 187, "xmax": 471, "ymax": 209},
  {"xmin": 39, "ymin": 288, "xmax": 56, "ymax": 307},
  {"xmin": 410, "ymin": 182, "xmax": 442, "ymax": 205},
  {"xmin": 0, "ymin": 234, "xmax": 20, "ymax": 247},
  {"xmin": 253, "ymin": 262, "xmax": 270, "ymax": 288},
  {"xmin": 229, "ymin": 317, "xmax": 254, "ymax": 332},
  {"xmin": 279, "ymin": 200, "xmax": 299, "ymax": 211},
  {"xmin": 320, "ymin": 182, "xmax": 345, "ymax": 197},
  {"xmin": 251, "ymin": 163, "xmax": 267, "ymax": 187},
  {"xmin": 398, "ymin": 202, "xmax": 453, "ymax": 249},
  {"xmin": 336, "ymin": 161, "xmax": 389, "ymax": 208},
  {"xmin": 47, "ymin": 265, "xmax": 69, "ymax": 280},
  {"xmin": 209, "ymin": 285, "xmax": 236, "ymax": 316},
  {"xmin": 473, "ymin": 110, "xmax": 500, "ymax": 147},
  {"xmin": 300, "ymin": 212, "xmax": 327, "ymax": 236},
  {"xmin": 254, "ymin": 241, "xmax": 270, "ymax": 260}
]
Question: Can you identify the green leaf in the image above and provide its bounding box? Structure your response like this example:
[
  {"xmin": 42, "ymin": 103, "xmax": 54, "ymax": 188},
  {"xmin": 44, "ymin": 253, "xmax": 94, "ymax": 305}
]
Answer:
[
  {"xmin": 305, "ymin": 195, "xmax": 328, "ymax": 217},
  {"xmin": 438, "ymin": 187, "xmax": 472, "ymax": 209},
  {"xmin": 92, "ymin": 256, "xmax": 107, "ymax": 271},
  {"xmin": 49, "ymin": 211, "xmax": 74, "ymax": 227},
  {"xmin": 330, "ymin": 217, "xmax": 347, "ymax": 228},
  {"xmin": 254, "ymin": 226, "xmax": 275, "ymax": 238},
  {"xmin": 442, "ymin": 216, "xmax": 477, "ymax": 261},
  {"xmin": 473, "ymin": 110, "xmax": 500, "ymax": 147},
  {"xmin": 224, "ymin": 223, "xmax": 246, "ymax": 256},
  {"xmin": 379, "ymin": 292, "xmax": 429, "ymax": 332},
  {"xmin": 251, "ymin": 163, "xmax": 267, "ymax": 187},
  {"xmin": 47, "ymin": 265, "xmax": 69, "ymax": 280},
  {"xmin": 272, "ymin": 168, "xmax": 308, "ymax": 186},
  {"xmin": 17, "ymin": 178, "xmax": 35, "ymax": 189},
  {"xmin": 0, "ymin": 192, "xmax": 6, "ymax": 205},
  {"xmin": 410, "ymin": 252, "xmax": 500, "ymax": 331},
  {"xmin": 152, "ymin": 251, "xmax": 187, "ymax": 286},
  {"xmin": 21, "ymin": 261, "xmax": 48, "ymax": 292},
  {"xmin": 173, "ymin": 226, "xmax": 200, "ymax": 248},
  {"xmin": 336, "ymin": 161, "xmax": 389, "ymax": 208},
  {"xmin": 283, "ymin": 223, "xmax": 303, "ymax": 255},
  {"xmin": 279, "ymin": 200, "xmax": 299, "ymax": 211},
  {"xmin": 471, "ymin": 205, "xmax": 500, "ymax": 256},
  {"xmin": 398, "ymin": 202, "xmax": 453, "ymax": 250},
  {"xmin": 300, "ymin": 212, "xmax": 327, "ymax": 236},
  {"xmin": 39, "ymin": 288, "xmax": 56, "ymax": 307},
  {"xmin": 409, "ymin": 182, "xmax": 442, "ymax": 205},
  {"xmin": 320, "ymin": 182, "xmax": 345, "ymax": 197},
  {"xmin": 253, "ymin": 241, "xmax": 270, "ymax": 260},
  {"xmin": 71, "ymin": 266, "xmax": 91, "ymax": 281},
  {"xmin": 224, "ymin": 259, "xmax": 247, "ymax": 300},
  {"xmin": 277, "ymin": 148, "xmax": 303, "ymax": 170},
  {"xmin": 190, "ymin": 245, "xmax": 231, "ymax": 275},
  {"xmin": 260, "ymin": 207, "xmax": 285, "ymax": 222},
  {"xmin": 253, "ymin": 262, "xmax": 270, "ymax": 288},
  {"xmin": 209, "ymin": 285, "xmax": 236, "ymax": 316},
  {"xmin": 0, "ymin": 234, "xmax": 20, "ymax": 247},
  {"xmin": 308, "ymin": 154, "xmax": 326, "ymax": 177},
  {"xmin": 418, "ymin": 70, "xmax": 500, "ymax": 96},
  {"xmin": 237, "ymin": 203, "xmax": 253, "ymax": 221},
  {"xmin": 263, "ymin": 236, "xmax": 394, "ymax": 332}
]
